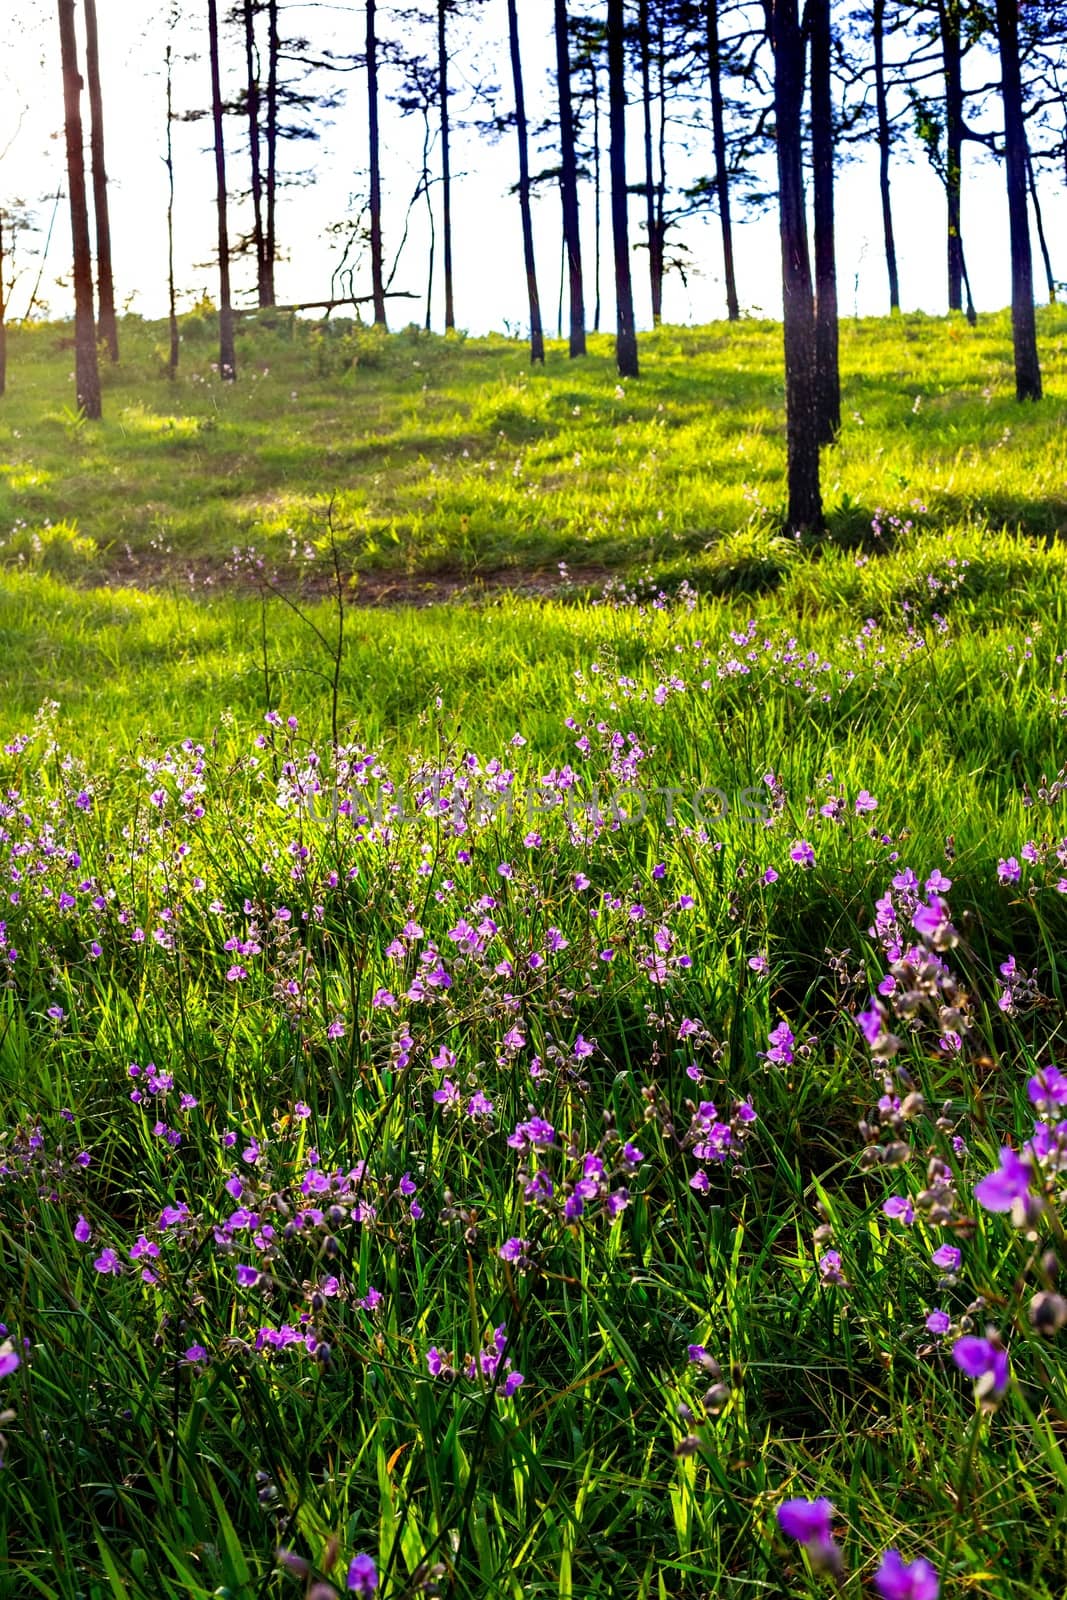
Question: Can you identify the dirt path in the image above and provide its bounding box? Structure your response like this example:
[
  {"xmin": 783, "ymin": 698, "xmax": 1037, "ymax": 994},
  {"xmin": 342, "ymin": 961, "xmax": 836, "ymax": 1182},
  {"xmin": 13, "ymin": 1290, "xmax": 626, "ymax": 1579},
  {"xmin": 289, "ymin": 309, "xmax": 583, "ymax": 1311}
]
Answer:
[{"xmin": 94, "ymin": 553, "xmax": 618, "ymax": 607}]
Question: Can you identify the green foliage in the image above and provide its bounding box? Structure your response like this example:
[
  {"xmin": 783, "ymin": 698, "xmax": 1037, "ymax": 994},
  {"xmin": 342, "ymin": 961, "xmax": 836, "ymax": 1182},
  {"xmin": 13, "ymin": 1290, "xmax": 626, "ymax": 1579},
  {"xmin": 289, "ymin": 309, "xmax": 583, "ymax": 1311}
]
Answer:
[{"xmin": 1, "ymin": 311, "xmax": 1067, "ymax": 1598}]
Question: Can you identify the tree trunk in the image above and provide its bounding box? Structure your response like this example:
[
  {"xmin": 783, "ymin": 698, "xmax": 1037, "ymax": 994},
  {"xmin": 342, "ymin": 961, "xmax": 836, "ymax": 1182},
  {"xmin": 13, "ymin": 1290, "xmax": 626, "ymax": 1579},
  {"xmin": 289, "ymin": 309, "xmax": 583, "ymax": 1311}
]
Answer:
[
  {"xmin": 165, "ymin": 39, "xmax": 179, "ymax": 379},
  {"xmin": 960, "ymin": 235, "xmax": 977, "ymax": 324},
  {"xmin": 707, "ymin": 0, "xmax": 739, "ymax": 320},
  {"xmin": 770, "ymin": 0, "xmax": 820, "ymax": 530},
  {"xmin": 243, "ymin": 0, "xmax": 269, "ymax": 307},
  {"xmin": 264, "ymin": 0, "xmax": 278, "ymax": 306},
  {"xmin": 422, "ymin": 113, "xmax": 435, "ymax": 331},
  {"xmin": 1026, "ymin": 147, "xmax": 1056, "ymax": 305},
  {"xmin": 83, "ymin": 0, "xmax": 118, "ymax": 361},
  {"xmin": 872, "ymin": 0, "xmax": 899, "ymax": 311},
  {"xmin": 638, "ymin": 0, "xmax": 662, "ymax": 325},
  {"xmin": 506, "ymin": 0, "xmax": 544, "ymax": 363},
  {"xmin": 437, "ymin": 1, "xmax": 455, "ymax": 331},
  {"xmin": 655, "ymin": 9, "xmax": 668, "ymax": 320},
  {"xmin": 608, "ymin": 0, "xmax": 638, "ymax": 376},
  {"xmin": 554, "ymin": 0, "xmax": 586, "ymax": 356},
  {"xmin": 995, "ymin": 0, "xmax": 1041, "ymax": 399},
  {"xmin": 367, "ymin": 0, "xmax": 387, "ymax": 326},
  {"xmin": 592, "ymin": 57, "xmax": 602, "ymax": 333},
  {"xmin": 810, "ymin": 0, "xmax": 840, "ymax": 443},
  {"xmin": 208, "ymin": 0, "xmax": 237, "ymax": 380},
  {"xmin": 57, "ymin": 0, "xmax": 102, "ymax": 418},
  {"xmin": 940, "ymin": 0, "xmax": 964, "ymax": 313}
]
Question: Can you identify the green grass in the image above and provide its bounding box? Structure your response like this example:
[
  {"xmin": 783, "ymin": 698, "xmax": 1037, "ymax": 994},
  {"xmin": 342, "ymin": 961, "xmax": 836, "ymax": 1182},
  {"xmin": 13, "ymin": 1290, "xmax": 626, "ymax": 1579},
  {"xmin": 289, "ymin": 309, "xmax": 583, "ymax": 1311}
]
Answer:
[
  {"xmin": 0, "ymin": 306, "xmax": 1065, "ymax": 589},
  {"xmin": 2, "ymin": 313, "xmax": 1067, "ymax": 1599}
]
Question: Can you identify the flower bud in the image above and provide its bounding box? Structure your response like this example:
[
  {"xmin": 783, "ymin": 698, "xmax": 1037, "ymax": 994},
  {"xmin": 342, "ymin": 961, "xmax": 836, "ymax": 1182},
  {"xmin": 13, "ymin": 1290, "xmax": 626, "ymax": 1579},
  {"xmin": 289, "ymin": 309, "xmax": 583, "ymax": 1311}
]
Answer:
[{"xmin": 1030, "ymin": 1292, "xmax": 1067, "ymax": 1335}]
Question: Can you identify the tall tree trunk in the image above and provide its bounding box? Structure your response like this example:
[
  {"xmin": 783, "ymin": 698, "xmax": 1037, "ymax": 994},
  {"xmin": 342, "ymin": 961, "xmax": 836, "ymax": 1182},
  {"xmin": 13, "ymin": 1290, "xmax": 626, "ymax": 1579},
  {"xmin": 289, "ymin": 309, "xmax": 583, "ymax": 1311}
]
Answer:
[
  {"xmin": 770, "ymin": 0, "xmax": 820, "ymax": 530},
  {"xmin": 57, "ymin": 0, "xmax": 102, "ymax": 418},
  {"xmin": 707, "ymin": 0, "xmax": 739, "ymax": 320},
  {"xmin": 437, "ymin": 1, "xmax": 455, "ymax": 331},
  {"xmin": 995, "ymin": 0, "xmax": 1041, "ymax": 399},
  {"xmin": 83, "ymin": 0, "xmax": 118, "ymax": 361},
  {"xmin": 506, "ymin": 0, "xmax": 545, "ymax": 363},
  {"xmin": 1026, "ymin": 147, "xmax": 1056, "ymax": 304},
  {"xmin": 638, "ymin": 0, "xmax": 662, "ymax": 325},
  {"xmin": 243, "ymin": 0, "xmax": 269, "ymax": 306},
  {"xmin": 208, "ymin": 0, "xmax": 237, "ymax": 380},
  {"xmin": 367, "ymin": 0, "xmax": 387, "ymax": 326},
  {"xmin": 608, "ymin": 0, "xmax": 638, "ymax": 375},
  {"xmin": 415, "ymin": 114, "xmax": 435, "ymax": 329},
  {"xmin": 655, "ymin": 9, "xmax": 668, "ymax": 320},
  {"xmin": 422, "ymin": 114, "xmax": 435, "ymax": 331},
  {"xmin": 264, "ymin": 0, "xmax": 278, "ymax": 306},
  {"xmin": 872, "ymin": 0, "xmax": 899, "ymax": 311},
  {"xmin": 554, "ymin": 0, "xmax": 586, "ymax": 356},
  {"xmin": 592, "ymin": 57, "xmax": 603, "ymax": 333},
  {"xmin": 165, "ymin": 39, "xmax": 179, "ymax": 379},
  {"xmin": 940, "ymin": 0, "xmax": 964, "ymax": 313},
  {"xmin": 810, "ymin": 0, "xmax": 840, "ymax": 443}
]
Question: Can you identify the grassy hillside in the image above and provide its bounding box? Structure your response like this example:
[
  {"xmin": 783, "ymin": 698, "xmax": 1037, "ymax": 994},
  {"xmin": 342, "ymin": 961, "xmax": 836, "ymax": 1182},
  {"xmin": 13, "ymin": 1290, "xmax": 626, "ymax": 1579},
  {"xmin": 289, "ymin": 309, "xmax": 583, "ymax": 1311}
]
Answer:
[
  {"xmin": 2, "ymin": 315, "xmax": 1067, "ymax": 1599},
  {"xmin": 0, "ymin": 308, "xmax": 1065, "ymax": 593}
]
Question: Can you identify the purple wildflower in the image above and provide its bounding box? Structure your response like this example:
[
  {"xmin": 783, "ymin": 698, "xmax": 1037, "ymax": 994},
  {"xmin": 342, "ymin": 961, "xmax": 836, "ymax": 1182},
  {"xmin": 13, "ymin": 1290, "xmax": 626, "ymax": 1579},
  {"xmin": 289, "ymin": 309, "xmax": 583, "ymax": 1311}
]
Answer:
[
  {"xmin": 973, "ymin": 1147, "xmax": 1033, "ymax": 1213},
  {"xmin": 952, "ymin": 1335, "xmax": 1010, "ymax": 1396},
  {"xmin": 776, "ymin": 1497, "xmax": 834, "ymax": 1544},
  {"xmin": 911, "ymin": 896, "xmax": 957, "ymax": 947},
  {"xmin": 766, "ymin": 1021, "xmax": 795, "ymax": 1067},
  {"xmin": 874, "ymin": 1550, "xmax": 939, "ymax": 1600},
  {"xmin": 856, "ymin": 1003, "xmax": 884, "ymax": 1047},
  {"xmin": 930, "ymin": 1244, "xmax": 961, "ymax": 1272},
  {"xmin": 347, "ymin": 1553, "xmax": 379, "ymax": 1595},
  {"xmin": 1028, "ymin": 1066, "xmax": 1067, "ymax": 1111}
]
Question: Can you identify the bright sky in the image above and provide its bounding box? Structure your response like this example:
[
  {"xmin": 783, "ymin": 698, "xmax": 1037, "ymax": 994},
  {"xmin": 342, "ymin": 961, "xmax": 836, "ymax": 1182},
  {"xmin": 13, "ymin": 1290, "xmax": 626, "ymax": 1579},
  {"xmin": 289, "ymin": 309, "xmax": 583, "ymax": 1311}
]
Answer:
[{"xmin": 0, "ymin": 0, "xmax": 1060, "ymax": 334}]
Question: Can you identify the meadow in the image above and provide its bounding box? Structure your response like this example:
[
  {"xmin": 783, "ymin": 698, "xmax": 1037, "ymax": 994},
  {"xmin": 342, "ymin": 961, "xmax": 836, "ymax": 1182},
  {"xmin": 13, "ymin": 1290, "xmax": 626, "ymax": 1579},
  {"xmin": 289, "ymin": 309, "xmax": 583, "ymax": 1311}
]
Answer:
[{"xmin": 1, "ymin": 311, "xmax": 1067, "ymax": 1599}]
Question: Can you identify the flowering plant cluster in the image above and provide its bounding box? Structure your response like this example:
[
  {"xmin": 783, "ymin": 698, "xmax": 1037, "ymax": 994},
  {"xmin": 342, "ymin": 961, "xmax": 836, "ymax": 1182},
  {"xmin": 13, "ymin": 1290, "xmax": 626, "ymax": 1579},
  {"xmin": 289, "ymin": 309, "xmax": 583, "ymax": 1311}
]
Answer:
[{"xmin": 2, "ymin": 575, "xmax": 1067, "ymax": 1598}]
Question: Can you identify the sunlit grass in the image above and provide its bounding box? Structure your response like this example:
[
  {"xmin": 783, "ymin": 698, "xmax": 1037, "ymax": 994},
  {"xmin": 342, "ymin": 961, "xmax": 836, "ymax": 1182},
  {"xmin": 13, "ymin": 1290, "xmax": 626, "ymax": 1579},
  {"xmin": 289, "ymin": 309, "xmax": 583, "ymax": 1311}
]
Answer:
[
  {"xmin": 1, "ymin": 312, "xmax": 1067, "ymax": 1598},
  {"xmin": 0, "ymin": 306, "xmax": 1064, "ymax": 586}
]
